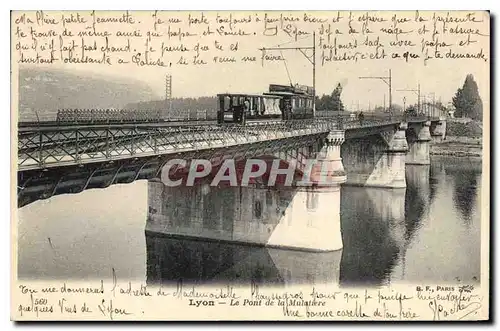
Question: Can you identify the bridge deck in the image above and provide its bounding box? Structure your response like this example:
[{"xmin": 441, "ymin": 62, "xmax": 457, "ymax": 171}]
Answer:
[{"xmin": 17, "ymin": 115, "xmax": 435, "ymax": 172}]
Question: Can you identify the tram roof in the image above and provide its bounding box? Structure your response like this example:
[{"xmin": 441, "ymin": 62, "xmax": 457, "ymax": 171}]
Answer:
[
  {"xmin": 263, "ymin": 92, "xmax": 313, "ymax": 97},
  {"xmin": 217, "ymin": 93, "xmax": 282, "ymax": 99}
]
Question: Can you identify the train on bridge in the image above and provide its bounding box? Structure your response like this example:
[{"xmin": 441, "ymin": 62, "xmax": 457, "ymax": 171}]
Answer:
[
  {"xmin": 53, "ymin": 83, "xmax": 315, "ymax": 126},
  {"xmin": 52, "ymin": 83, "xmax": 316, "ymax": 126},
  {"xmin": 217, "ymin": 83, "xmax": 315, "ymax": 125}
]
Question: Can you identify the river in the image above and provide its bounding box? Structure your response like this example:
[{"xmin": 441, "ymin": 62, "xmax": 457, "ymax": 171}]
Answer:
[{"xmin": 17, "ymin": 156, "xmax": 482, "ymax": 288}]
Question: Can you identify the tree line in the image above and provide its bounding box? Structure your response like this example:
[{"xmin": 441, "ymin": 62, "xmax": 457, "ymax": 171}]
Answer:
[
  {"xmin": 452, "ymin": 74, "xmax": 483, "ymax": 120},
  {"xmin": 125, "ymin": 74, "xmax": 483, "ymax": 122}
]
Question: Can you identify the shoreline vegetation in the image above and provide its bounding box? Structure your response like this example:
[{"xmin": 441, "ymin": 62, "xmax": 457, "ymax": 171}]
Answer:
[
  {"xmin": 430, "ymin": 137, "xmax": 482, "ymax": 157},
  {"xmin": 430, "ymin": 119, "xmax": 482, "ymax": 157}
]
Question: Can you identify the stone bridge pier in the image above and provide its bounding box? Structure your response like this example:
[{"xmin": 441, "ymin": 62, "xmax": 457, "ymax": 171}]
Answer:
[
  {"xmin": 341, "ymin": 123, "xmax": 409, "ymax": 188},
  {"xmin": 264, "ymin": 130, "xmax": 347, "ymax": 252},
  {"xmin": 429, "ymin": 118, "xmax": 447, "ymax": 143},
  {"xmin": 144, "ymin": 121, "xmax": 443, "ymax": 253},
  {"xmin": 406, "ymin": 121, "xmax": 432, "ymax": 165}
]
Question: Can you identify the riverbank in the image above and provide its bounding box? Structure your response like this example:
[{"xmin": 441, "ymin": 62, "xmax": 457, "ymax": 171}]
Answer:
[
  {"xmin": 430, "ymin": 119, "xmax": 483, "ymax": 157},
  {"xmin": 430, "ymin": 136, "xmax": 482, "ymax": 157}
]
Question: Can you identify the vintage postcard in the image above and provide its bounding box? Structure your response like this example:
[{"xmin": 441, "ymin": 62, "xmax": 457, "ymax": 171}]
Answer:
[{"xmin": 11, "ymin": 10, "xmax": 490, "ymax": 321}]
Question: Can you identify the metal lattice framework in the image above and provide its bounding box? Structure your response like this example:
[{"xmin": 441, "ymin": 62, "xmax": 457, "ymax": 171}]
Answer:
[
  {"xmin": 16, "ymin": 114, "xmax": 439, "ymax": 207},
  {"xmin": 17, "ymin": 134, "xmax": 324, "ymax": 207},
  {"xmin": 18, "ymin": 119, "xmax": 332, "ymax": 171},
  {"xmin": 18, "ymin": 115, "xmax": 434, "ymax": 172}
]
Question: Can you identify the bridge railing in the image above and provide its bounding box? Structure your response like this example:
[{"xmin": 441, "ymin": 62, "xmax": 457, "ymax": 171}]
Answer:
[
  {"xmin": 17, "ymin": 118, "xmax": 341, "ymax": 171},
  {"xmin": 315, "ymin": 111, "xmax": 433, "ymax": 121},
  {"xmin": 54, "ymin": 108, "xmax": 220, "ymax": 124},
  {"xmin": 56, "ymin": 108, "xmax": 165, "ymax": 123},
  {"xmin": 18, "ymin": 108, "xmax": 57, "ymax": 123},
  {"xmin": 20, "ymin": 108, "xmax": 436, "ymax": 127},
  {"xmin": 17, "ymin": 114, "xmax": 440, "ymax": 171}
]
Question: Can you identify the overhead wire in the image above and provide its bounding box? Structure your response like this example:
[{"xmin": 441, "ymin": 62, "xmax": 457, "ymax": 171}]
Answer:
[
  {"xmin": 279, "ymin": 49, "xmax": 293, "ymax": 86},
  {"xmin": 272, "ymin": 34, "xmax": 312, "ymax": 48},
  {"xmin": 267, "ymin": 33, "xmax": 313, "ymax": 87}
]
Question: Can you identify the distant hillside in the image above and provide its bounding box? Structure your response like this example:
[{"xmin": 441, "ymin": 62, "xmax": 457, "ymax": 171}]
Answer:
[{"xmin": 17, "ymin": 68, "xmax": 158, "ymax": 122}]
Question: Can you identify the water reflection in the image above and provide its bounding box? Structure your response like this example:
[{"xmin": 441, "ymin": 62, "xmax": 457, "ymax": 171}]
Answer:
[
  {"xmin": 146, "ymin": 180, "xmax": 343, "ymax": 286},
  {"xmin": 17, "ymin": 157, "xmax": 482, "ymax": 286},
  {"xmin": 451, "ymin": 170, "xmax": 480, "ymax": 224},
  {"xmin": 339, "ymin": 187, "xmax": 407, "ymax": 287},
  {"xmin": 145, "ymin": 234, "xmax": 342, "ymax": 286},
  {"xmin": 395, "ymin": 159, "xmax": 481, "ymax": 284},
  {"xmin": 405, "ymin": 165, "xmax": 430, "ymax": 243},
  {"xmin": 337, "ymin": 160, "xmax": 481, "ymax": 287}
]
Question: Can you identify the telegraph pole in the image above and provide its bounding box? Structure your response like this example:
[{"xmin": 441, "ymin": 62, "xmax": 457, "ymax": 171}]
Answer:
[
  {"xmin": 389, "ymin": 69, "xmax": 392, "ymax": 113},
  {"xmin": 397, "ymin": 83, "xmax": 420, "ymax": 114},
  {"xmin": 259, "ymin": 32, "xmax": 316, "ymax": 116},
  {"xmin": 431, "ymin": 92, "xmax": 436, "ymax": 118},
  {"xmin": 165, "ymin": 74, "xmax": 172, "ymax": 117},
  {"xmin": 313, "ymin": 31, "xmax": 316, "ymax": 116},
  {"xmin": 418, "ymin": 83, "xmax": 420, "ymax": 114},
  {"xmin": 422, "ymin": 95, "xmax": 427, "ymax": 117},
  {"xmin": 359, "ymin": 69, "xmax": 393, "ymax": 114}
]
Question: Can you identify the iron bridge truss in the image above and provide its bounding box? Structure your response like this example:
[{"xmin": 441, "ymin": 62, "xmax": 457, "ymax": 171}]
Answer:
[{"xmin": 17, "ymin": 115, "xmax": 436, "ymax": 207}]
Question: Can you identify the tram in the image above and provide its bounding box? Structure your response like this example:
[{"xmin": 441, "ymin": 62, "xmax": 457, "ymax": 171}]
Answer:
[{"xmin": 217, "ymin": 83, "xmax": 315, "ymax": 125}]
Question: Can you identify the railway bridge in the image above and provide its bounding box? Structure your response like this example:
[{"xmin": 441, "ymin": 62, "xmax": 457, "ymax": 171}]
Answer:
[{"xmin": 17, "ymin": 114, "xmax": 446, "ymax": 251}]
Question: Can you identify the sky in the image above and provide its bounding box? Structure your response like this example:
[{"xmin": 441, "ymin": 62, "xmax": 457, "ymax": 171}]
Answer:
[{"xmin": 12, "ymin": 10, "xmax": 490, "ymax": 111}]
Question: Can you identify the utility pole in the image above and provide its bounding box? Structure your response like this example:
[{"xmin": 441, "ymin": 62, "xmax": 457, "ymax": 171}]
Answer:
[
  {"xmin": 396, "ymin": 83, "xmax": 420, "ymax": 114},
  {"xmin": 359, "ymin": 69, "xmax": 392, "ymax": 114},
  {"xmin": 165, "ymin": 74, "xmax": 172, "ymax": 118},
  {"xmin": 313, "ymin": 31, "xmax": 316, "ymax": 116},
  {"xmin": 422, "ymin": 95, "xmax": 427, "ymax": 117},
  {"xmin": 389, "ymin": 69, "xmax": 392, "ymax": 113},
  {"xmin": 418, "ymin": 83, "xmax": 420, "ymax": 114},
  {"xmin": 259, "ymin": 31, "xmax": 316, "ymax": 117},
  {"xmin": 430, "ymin": 92, "xmax": 436, "ymax": 118}
]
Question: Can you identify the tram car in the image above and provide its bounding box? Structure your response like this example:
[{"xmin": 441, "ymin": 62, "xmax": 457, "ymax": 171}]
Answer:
[{"xmin": 217, "ymin": 84, "xmax": 315, "ymax": 125}]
